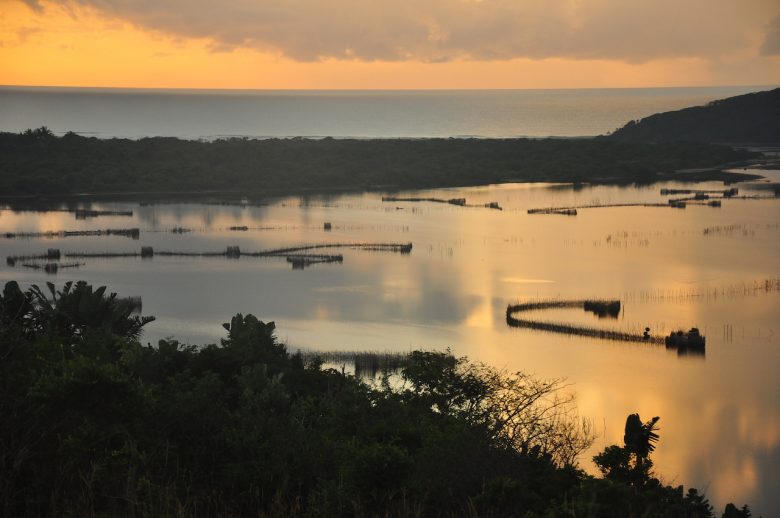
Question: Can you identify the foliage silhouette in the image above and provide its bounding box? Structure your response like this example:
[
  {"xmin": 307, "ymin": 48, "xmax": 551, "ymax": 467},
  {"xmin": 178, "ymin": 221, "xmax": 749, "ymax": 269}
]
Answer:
[
  {"xmin": 0, "ymin": 281, "xmax": 755, "ymax": 517},
  {"xmin": 609, "ymin": 87, "xmax": 780, "ymax": 143},
  {"xmin": 594, "ymin": 413, "xmax": 660, "ymax": 488},
  {"xmin": 0, "ymin": 130, "xmax": 756, "ymax": 197},
  {"xmin": 722, "ymin": 502, "xmax": 753, "ymax": 517}
]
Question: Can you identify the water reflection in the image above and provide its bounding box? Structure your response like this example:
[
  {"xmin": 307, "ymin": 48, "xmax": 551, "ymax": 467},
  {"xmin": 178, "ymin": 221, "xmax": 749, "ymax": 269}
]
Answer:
[
  {"xmin": 1, "ymin": 178, "xmax": 779, "ymax": 514},
  {"xmin": 658, "ymin": 400, "xmax": 780, "ymax": 515}
]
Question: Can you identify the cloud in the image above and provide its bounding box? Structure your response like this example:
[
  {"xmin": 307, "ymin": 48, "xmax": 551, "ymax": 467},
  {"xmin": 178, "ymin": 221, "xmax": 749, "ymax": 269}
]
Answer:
[
  {"xmin": 16, "ymin": 26, "xmax": 41, "ymax": 43},
  {"xmin": 31, "ymin": 0, "xmax": 780, "ymax": 62},
  {"xmin": 21, "ymin": 0, "xmax": 44, "ymax": 12},
  {"xmin": 761, "ymin": 15, "xmax": 780, "ymax": 56}
]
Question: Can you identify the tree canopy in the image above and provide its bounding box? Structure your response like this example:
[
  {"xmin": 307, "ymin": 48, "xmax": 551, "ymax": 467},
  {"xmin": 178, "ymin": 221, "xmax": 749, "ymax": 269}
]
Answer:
[{"xmin": 0, "ymin": 281, "xmax": 753, "ymax": 517}]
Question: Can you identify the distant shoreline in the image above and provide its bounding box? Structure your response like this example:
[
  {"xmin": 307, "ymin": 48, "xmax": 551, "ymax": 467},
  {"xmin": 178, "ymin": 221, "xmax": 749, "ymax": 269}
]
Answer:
[{"xmin": 0, "ymin": 167, "xmax": 763, "ymax": 205}]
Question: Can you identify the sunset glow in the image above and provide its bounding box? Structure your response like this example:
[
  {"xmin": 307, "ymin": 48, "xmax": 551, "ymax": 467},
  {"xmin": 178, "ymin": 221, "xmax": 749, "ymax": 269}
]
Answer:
[
  {"xmin": 2, "ymin": 0, "xmax": 779, "ymax": 89},
  {"xmin": 2, "ymin": 1, "xmax": 780, "ymax": 515}
]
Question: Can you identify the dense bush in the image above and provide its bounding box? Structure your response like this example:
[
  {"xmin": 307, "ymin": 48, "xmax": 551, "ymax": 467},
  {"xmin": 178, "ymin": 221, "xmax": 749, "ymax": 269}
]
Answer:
[{"xmin": 0, "ymin": 281, "xmax": 752, "ymax": 517}]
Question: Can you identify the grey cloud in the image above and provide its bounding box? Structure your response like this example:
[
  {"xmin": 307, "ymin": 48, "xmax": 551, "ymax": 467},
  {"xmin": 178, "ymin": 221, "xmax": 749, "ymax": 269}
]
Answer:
[
  {"xmin": 42, "ymin": 0, "xmax": 780, "ymax": 62},
  {"xmin": 21, "ymin": 0, "xmax": 44, "ymax": 12},
  {"xmin": 16, "ymin": 26, "xmax": 42, "ymax": 43},
  {"xmin": 761, "ymin": 15, "xmax": 780, "ymax": 55}
]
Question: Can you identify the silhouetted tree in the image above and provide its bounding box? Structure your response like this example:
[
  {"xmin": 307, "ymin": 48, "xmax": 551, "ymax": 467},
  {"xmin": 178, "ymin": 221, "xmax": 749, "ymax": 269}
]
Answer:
[
  {"xmin": 0, "ymin": 281, "xmax": 753, "ymax": 517},
  {"xmin": 722, "ymin": 502, "xmax": 753, "ymax": 518},
  {"xmin": 624, "ymin": 413, "xmax": 660, "ymax": 483},
  {"xmin": 594, "ymin": 413, "xmax": 659, "ymax": 486},
  {"xmin": 26, "ymin": 281, "xmax": 155, "ymax": 340}
]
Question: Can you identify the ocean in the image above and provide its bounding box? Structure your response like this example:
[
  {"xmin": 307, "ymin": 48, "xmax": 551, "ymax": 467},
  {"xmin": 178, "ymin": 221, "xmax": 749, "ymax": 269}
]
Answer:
[{"xmin": 0, "ymin": 85, "xmax": 772, "ymax": 139}]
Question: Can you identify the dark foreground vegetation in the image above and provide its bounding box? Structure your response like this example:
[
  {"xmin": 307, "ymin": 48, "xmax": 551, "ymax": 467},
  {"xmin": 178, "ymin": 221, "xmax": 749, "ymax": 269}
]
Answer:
[
  {"xmin": 0, "ymin": 128, "xmax": 757, "ymax": 198},
  {"xmin": 609, "ymin": 87, "xmax": 780, "ymax": 143},
  {"xmin": 1, "ymin": 281, "xmax": 753, "ymax": 517}
]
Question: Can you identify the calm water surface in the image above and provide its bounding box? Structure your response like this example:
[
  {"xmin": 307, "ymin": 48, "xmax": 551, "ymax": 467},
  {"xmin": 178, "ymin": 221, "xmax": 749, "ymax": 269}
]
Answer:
[
  {"xmin": 2, "ymin": 176, "xmax": 779, "ymax": 514},
  {"xmin": 0, "ymin": 85, "xmax": 772, "ymax": 139}
]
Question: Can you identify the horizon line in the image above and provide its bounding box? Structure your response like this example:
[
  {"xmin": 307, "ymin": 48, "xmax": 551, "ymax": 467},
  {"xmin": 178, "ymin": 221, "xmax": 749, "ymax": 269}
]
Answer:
[{"xmin": 2, "ymin": 84, "xmax": 778, "ymax": 94}]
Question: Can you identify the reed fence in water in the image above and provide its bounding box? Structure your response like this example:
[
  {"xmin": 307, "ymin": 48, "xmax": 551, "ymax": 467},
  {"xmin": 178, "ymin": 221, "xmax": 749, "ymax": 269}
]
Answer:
[
  {"xmin": 299, "ymin": 350, "xmax": 413, "ymax": 378},
  {"xmin": 3, "ymin": 228, "xmax": 140, "ymax": 240},
  {"xmin": 7, "ymin": 243, "xmax": 413, "ymax": 271},
  {"xmin": 382, "ymin": 196, "xmax": 503, "ymax": 210},
  {"xmin": 507, "ymin": 299, "xmax": 663, "ymax": 345}
]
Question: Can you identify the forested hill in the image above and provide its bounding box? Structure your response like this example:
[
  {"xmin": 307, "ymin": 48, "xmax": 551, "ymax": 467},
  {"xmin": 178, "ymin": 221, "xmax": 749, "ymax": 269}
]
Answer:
[
  {"xmin": 0, "ymin": 129, "xmax": 756, "ymax": 197},
  {"xmin": 608, "ymin": 87, "xmax": 780, "ymax": 143}
]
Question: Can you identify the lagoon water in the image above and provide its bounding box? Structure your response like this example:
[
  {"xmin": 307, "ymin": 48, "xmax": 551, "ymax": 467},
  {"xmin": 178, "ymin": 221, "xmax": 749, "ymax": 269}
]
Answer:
[
  {"xmin": 1, "ymin": 174, "xmax": 779, "ymax": 514},
  {"xmin": 0, "ymin": 85, "xmax": 772, "ymax": 139},
  {"xmin": 2, "ymin": 84, "xmax": 780, "ymax": 513}
]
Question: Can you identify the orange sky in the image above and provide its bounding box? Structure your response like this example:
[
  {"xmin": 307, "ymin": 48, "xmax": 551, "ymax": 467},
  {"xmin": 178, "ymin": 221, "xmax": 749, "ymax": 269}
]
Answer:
[{"xmin": 2, "ymin": 0, "xmax": 779, "ymax": 89}]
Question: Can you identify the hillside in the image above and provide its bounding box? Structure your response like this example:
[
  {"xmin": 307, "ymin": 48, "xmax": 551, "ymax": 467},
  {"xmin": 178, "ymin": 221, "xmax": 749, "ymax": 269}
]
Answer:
[{"xmin": 608, "ymin": 87, "xmax": 780, "ymax": 143}]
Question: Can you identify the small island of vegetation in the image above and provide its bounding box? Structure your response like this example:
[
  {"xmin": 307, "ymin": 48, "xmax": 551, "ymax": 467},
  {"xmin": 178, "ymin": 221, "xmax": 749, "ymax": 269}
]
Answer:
[{"xmin": 0, "ymin": 280, "xmax": 754, "ymax": 517}]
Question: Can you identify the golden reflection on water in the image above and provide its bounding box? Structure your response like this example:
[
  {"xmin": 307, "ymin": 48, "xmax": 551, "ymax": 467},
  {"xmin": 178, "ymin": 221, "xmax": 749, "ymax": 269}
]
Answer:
[{"xmin": 1, "ymin": 180, "xmax": 779, "ymax": 514}]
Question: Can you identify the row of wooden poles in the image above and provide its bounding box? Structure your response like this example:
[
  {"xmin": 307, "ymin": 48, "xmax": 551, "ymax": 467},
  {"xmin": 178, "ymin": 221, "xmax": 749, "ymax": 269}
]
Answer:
[
  {"xmin": 4, "ymin": 208, "xmax": 133, "ymax": 218},
  {"xmin": 526, "ymin": 187, "xmax": 778, "ymax": 215},
  {"xmin": 622, "ymin": 278, "xmax": 780, "ymax": 303},
  {"xmin": 4, "ymin": 228, "xmax": 140, "ymax": 239},
  {"xmin": 382, "ymin": 196, "xmax": 503, "ymax": 210}
]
